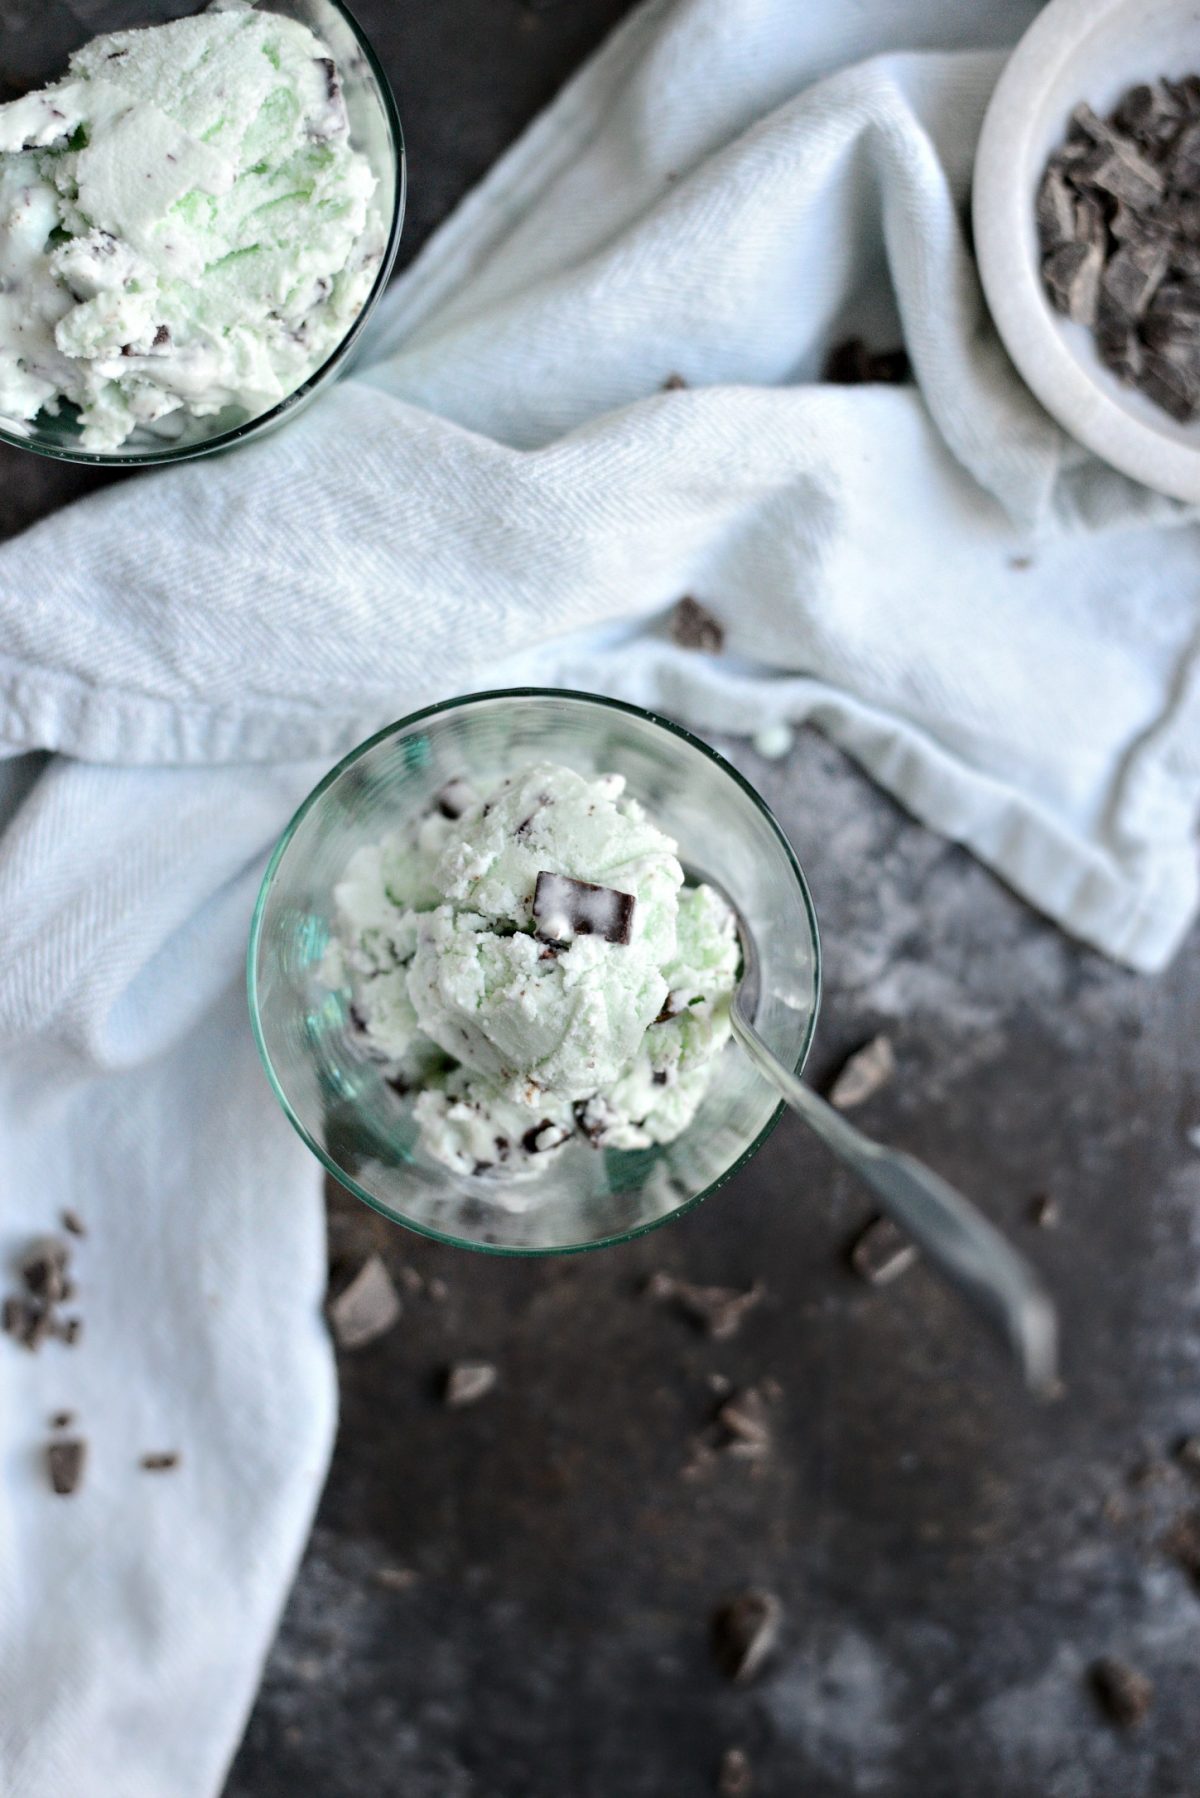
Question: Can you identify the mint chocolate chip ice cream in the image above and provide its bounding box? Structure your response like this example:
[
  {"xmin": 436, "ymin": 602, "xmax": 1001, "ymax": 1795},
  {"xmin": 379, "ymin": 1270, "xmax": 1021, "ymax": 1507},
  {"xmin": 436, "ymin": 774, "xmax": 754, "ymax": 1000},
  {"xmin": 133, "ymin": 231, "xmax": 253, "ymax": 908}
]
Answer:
[
  {"xmin": 329, "ymin": 763, "xmax": 740, "ymax": 1180},
  {"xmin": 0, "ymin": 2, "xmax": 383, "ymax": 450}
]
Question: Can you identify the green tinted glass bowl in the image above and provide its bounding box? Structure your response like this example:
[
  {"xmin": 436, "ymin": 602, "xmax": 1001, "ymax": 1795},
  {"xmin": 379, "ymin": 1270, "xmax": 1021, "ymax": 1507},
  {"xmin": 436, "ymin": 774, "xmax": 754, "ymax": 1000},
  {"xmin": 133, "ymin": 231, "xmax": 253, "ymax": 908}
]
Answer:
[
  {"xmin": 0, "ymin": 0, "xmax": 403, "ymax": 465},
  {"xmin": 248, "ymin": 691, "xmax": 822, "ymax": 1254}
]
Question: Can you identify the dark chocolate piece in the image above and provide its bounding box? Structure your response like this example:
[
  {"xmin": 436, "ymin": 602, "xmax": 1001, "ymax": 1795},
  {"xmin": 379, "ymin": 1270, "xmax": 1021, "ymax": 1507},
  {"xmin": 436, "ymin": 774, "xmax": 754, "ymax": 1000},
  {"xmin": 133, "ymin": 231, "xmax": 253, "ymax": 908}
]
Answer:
[
  {"xmin": 711, "ymin": 1590, "xmax": 782, "ymax": 1683},
  {"xmin": 61, "ymin": 1209, "xmax": 86, "ymax": 1238},
  {"xmin": 140, "ymin": 1451, "xmax": 180, "ymax": 1472},
  {"xmin": 645, "ymin": 1272, "xmax": 764, "ymax": 1340},
  {"xmin": 827, "ymin": 1034, "xmax": 895, "ymax": 1110},
  {"xmin": 1089, "ymin": 1657, "xmax": 1153, "ymax": 1729},
  {"xmin": 1028, "ymin": 1193, "xmax": 1059, "ymax": 1228},
  {"xmin": 521, "ymin": 1119, "xmax": 570, "ymax": 1155},
  {"xmin": 327, "ymin": 1254, "xmax": 402, "ymax": 1351},
  {"xmin": 433, "ymin": 777, "xmax": 473, "ymax": 820},
  {"xmin": 1101, "ymin": 239, "xmax": 1168, "ymax": 321},
  {"xmin": 717, "ymin": 1748, "xmax": 753, "ymax": 1797},
  {"xmin": 50, "ymin": 1411, "xmax": 74, "ymax": 1430},
  {"xmin": 46, "ymin": 1437, "xmax": 86, "ymax": 1496},
  {"xmin": 823, "ymin": 337, "xmax": 910, "ymax": 385},
  {"xmin": 662, "ymin": 372, "xmax": 688, "ymax": 390},
  {"xmin": 717, "ymin": 1387, "xmax": 771, "ymax": 1460},
  {"xmin": 669, "ymin": 595, "xmax": 725, "ymax": 653},
  {"xmin": 848, "ymin": 1216, "xmax": 917, "ymax": 1285},
  {"xmin": 533, "ymin": 870, "xmax": 635, "ymax": 946},
  {"xmin": 1036, "ymin": 164, "xmax": 1079, "ymax": 254},
  {"xmin": 1163, "ymin": 1507, "xmax": 1200, "ymax": 1584},
  {"xmin": 22, "ymin": 1237, "xmax": 69, "ymax": 1303},
  {"xmin": 1042, "ymin": 241, "xmax": 1102, "ymax": 326},
  {"xmin": 444, "ymin": 1362, "xmax": 497, "ymax": 1407}
]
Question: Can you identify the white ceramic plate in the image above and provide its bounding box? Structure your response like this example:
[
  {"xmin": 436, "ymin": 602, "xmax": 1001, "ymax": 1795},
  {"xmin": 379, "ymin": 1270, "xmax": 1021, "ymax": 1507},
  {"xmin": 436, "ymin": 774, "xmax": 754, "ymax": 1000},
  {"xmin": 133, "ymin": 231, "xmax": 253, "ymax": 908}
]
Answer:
[{"xmin": 974, "ymin": 0, "xmax": 1200, "ymax": 502}]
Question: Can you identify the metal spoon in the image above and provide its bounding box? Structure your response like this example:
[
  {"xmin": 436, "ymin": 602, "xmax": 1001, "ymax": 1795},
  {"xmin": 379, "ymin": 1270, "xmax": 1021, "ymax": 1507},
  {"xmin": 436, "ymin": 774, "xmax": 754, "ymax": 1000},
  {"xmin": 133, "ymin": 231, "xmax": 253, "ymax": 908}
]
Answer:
[{"xmin": 706, "ymin": 877, "xmax": 1059, "ymax": 1395}]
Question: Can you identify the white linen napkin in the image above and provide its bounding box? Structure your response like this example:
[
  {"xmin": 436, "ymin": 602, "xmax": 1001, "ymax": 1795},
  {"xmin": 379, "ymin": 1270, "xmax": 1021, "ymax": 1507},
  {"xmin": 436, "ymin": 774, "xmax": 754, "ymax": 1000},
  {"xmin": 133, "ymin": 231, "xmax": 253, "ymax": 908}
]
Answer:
[{"xmin": 2, "ymin": 0, "xmax": 1199, "ymax": 1791}]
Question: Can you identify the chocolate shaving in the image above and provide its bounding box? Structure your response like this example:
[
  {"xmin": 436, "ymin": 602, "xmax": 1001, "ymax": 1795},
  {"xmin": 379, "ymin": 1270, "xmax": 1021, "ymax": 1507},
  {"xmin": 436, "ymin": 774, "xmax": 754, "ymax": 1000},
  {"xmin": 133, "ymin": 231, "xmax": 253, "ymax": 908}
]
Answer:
[
  {"xmin": 46, "ymin": 1437, "xmax": 86, "ymax": 1496},
  {"xmin": 521, "ymin": 1119, "xmax": 570, "ymax": 1155},
  {"xmin": 848, "ymin": 1216, "xmax": 917, "ymax": 1286},
  {"xmin": 669, "ymin": 595, "xmax": 724, "ymax": 653},
  {"xmin": 444, "ymin": 1361, "xmax": 497, "ymax": 1407},
  {"xmin": 823, "ymin": 337, "xmax": 910, "ymax": 385},
  {"xmin": 61, "ymin": 1209, "xmax": 86, "ymax": 1238},
  {"xmin": 646, "ymin": 1272, "xmax": 764, "ymax": 1340},
  {"xmin": 533, "ymin": 870, "xmax": 635, "ymax": 947},
  {"xmin": 711, "ymin": 1590, "xmax": 782, "ymax": 1683},
  {"xmin": 327, "ymin": 1254, "xmax": 402, "ymax": 1351},
  {"xmin": 140, "ymin": 1451, "xmax": 180, "ymax": 1472},
  {"xmin": 1089, "ymin": 1657, "xmax": 1153, "ymax": 1729},
  {"xmin": 827, "ymin": 1034, "xmax": 895, "ymax": 1110}
]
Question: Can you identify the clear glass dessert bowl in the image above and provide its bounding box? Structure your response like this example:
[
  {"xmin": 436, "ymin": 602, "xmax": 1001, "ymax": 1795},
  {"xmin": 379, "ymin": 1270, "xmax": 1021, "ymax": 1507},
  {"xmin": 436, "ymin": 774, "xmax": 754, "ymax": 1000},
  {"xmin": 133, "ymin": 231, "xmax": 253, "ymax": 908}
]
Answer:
[
  {"xmin": 248, "ymin": 690, "xmax": 822, "ymax": 1255},
  {"xmin": 0, "ymin": 0, "xmax": 403, "ymax": 465}
]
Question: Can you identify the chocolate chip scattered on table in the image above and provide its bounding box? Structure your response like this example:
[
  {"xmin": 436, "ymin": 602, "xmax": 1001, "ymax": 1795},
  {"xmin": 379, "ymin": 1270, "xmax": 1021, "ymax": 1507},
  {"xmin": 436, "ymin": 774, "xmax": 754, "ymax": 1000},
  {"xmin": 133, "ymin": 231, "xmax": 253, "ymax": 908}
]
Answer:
[{"xmin": 1037, "ymin": 81, "xmax": 1200, "ymax": 421}]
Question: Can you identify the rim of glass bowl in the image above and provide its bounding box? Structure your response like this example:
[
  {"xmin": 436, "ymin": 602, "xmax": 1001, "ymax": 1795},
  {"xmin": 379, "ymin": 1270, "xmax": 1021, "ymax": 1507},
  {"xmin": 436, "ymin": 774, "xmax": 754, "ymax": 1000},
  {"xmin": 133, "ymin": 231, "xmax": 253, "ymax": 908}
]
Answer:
[
  {"xmin": 247, "ymin": 688, "xmax": 823, "ymax": 1256},
  {"xmin": 0, "ymin": 0, "xmax": 405, "ymax": 467}
]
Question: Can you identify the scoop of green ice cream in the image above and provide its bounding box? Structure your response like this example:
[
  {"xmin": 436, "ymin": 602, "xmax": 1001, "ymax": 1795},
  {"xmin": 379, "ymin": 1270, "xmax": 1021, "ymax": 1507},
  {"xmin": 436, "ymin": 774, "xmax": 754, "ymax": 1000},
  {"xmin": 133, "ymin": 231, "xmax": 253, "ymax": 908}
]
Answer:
[{"xmin": 0, "ymin": 2, "xmax": 383, "ymax": 448}]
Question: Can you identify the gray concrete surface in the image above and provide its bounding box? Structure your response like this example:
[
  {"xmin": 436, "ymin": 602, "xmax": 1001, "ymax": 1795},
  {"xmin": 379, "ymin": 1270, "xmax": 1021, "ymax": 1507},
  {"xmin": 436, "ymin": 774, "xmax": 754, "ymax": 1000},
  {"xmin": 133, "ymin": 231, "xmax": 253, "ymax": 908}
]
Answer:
[{"xmin": 2, "ymin": 3, "xmax": 1198, "ymax": 1795}]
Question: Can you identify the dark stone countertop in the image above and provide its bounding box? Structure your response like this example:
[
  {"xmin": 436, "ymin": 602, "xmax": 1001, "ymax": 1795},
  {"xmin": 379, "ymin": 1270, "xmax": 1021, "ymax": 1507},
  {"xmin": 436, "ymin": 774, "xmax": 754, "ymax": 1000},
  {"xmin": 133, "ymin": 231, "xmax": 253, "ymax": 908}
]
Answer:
[{"xmin": 2, "ymin": 4, "xmax": 1199, "ymax": 1795}]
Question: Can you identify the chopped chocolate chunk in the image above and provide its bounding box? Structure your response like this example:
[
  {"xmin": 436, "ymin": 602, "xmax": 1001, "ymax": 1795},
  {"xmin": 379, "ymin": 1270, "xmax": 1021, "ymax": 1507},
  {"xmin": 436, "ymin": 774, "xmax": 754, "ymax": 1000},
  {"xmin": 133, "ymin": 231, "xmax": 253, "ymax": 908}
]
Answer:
[
  {"xmin": 711, "ymin": 1590, "xmax": 782, "ymax": 1683},
  {"xmin": 61, "ymin": 1209, "xmax": 86, "ymax": 1238},
  {"xmin": 823, "ymin": 337, "xmax": 910, "ymax": 385},
  {"xmin": 315, "ymin": 55, "xmax": 340, "ymax": 101},
  {"xmin": 669, "ymin": 595, "xmax": 725, "ymax": 653},
  {"xmin": 46, "ymin": 1437, "xmax": 86, "ymax": 1496},
  {"xmin": 374, "ymin": 1565, "xmax": 418, "ymax": 1592},
  {"xmin": 533, "ymin": 870, "xmax": 636, "ymax": 947},
  {"xmin": 1028, "ymin": 1193, "xmax": 1058, "ymax": 1228},
  {"xmin": 717, "ymin": 1387, "xmax": 771, "ymax": 1459},
  {"xmin": 1168, "ymin": 118, "xmax": 1200, "ymax": 190},
  {"xmin": 140, "ymin": 1451, "xmax": 180, "ymax": 1472},
  {"xmin": 1139, "ymin": 347, "xmax": 1200, "ymax": 421},
  {"xmin": 1102, "ymin": 239, "xmax": 1168, "ymax": 321},
  {"xmin": 1144, "ymin": 282, "xmax": 1200, "ymax": 350},
  {"xmin": 827, "ymin": 1034, "xmax": 895, "ymax": 1110},
  {"xmin": 54, "ymin": 1316, "xmax": 82, "ymax": 1347},
  {"xmin": 1036, "ymin": 164, "xmax": 1079, "ymax": 254},
  {"xmin": 1090, "ymin": 1657, "xmax": 1153, "ymax": 1729},
  {"xmin": 646, "ymin": 1272, "xmax": 764, "ymax": 1340},
  {"xmin": 662, "ymin": 372, "xmax": 688, "ymax": 390},
  {"xmin": 521, "ymin": 1119, "xmax": 570, "ymax": 1155},
  {"xmin": 433, "ymin": 777, "xmax": 473, "ymax": 820},
  {"xmin": 1079, "ymin": 140, "xmax": 1165, "ymax": 211},
  {"xmin": 848, "ymin": 1216, "xmax": 917, "ymax": 1286},
  {"xmin": 651, "ymin": 990, "xmax": 686, "ymax": 1025},
  {"xmin": 22, "ymin": 1237, "xmax": 69, "ymax": 1303},
  {"xmin": 1042, "ymin": 241, "xmax": 1103, "ymax": 326},
  {"xmin": 717, "ymin": 1748, "xmax": 753, "ymax": 1798},
  {"xmin": 50, "ymin": 1411, "xmax": 74, "ymax": 1430},
  {"xmin": 652, "ymin": 1070, "xmax": 669, "ymax": 1086},
  {"xmin": 327, "ymin": 1254, "xmax": 402, "ymax": 1351},
  {"xmin": 151, "ymin": 323, "xmax": 171, "ymax": 349},
  {"xmin": 444, "ymin": 1361, "xmax": 497, "ymax": 1407},
  {"xmin": 1163, "ymin": 1507, "xmax": 1200, "ymax": 1584}
]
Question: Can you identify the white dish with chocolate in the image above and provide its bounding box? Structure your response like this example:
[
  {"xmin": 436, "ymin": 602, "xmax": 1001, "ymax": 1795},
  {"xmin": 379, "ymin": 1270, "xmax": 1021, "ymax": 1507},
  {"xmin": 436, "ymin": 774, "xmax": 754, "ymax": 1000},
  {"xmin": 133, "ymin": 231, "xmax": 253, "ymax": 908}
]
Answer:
[
  {"xmin": 326, "ymin": 762, "xmax": 739, "ymax": 1180},
  {"xmin": 974, "ymin": 0, "xmax": 1200, "ymax": 502}
]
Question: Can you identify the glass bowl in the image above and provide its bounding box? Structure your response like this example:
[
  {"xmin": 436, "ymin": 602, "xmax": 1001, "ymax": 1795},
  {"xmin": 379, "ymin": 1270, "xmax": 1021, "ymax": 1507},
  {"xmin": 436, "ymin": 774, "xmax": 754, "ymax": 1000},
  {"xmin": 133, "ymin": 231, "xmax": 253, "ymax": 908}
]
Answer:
[
  {"xmin": 0, "ymin": 0, "xmax": 403, "ymax": 465},
  {"xmin": 248, "ymin": 691, "xmax": 822, "ymax": 1254}
]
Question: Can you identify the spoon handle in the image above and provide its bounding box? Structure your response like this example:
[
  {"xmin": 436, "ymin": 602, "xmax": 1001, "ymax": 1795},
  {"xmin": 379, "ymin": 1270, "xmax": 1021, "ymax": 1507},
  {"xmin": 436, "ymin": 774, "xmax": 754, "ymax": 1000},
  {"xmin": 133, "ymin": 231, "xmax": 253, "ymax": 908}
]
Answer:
[{"xmin": 730, "ymin": 1010, "xmax": 1059, "ymax": 1395}]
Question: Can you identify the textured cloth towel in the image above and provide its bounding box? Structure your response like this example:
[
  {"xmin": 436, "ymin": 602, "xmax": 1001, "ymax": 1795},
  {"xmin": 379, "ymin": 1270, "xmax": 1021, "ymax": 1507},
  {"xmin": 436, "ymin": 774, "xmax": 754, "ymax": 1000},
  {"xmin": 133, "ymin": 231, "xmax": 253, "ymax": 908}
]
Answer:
[{"xmin": 2, "ymin": 0, "xmax": 1199, "ymax": 1792}]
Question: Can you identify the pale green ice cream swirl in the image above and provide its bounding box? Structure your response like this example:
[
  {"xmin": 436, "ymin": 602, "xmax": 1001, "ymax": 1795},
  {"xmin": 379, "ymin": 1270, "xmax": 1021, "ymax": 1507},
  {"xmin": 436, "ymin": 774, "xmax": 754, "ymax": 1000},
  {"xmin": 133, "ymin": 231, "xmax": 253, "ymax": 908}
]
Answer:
[
  {"xmin": 0, "ymin": 2, "xmax": 383, "ymax": 449},
  {"xmin": 330, "ymin": 763, "xmax": 740, "ymax": 1182}
]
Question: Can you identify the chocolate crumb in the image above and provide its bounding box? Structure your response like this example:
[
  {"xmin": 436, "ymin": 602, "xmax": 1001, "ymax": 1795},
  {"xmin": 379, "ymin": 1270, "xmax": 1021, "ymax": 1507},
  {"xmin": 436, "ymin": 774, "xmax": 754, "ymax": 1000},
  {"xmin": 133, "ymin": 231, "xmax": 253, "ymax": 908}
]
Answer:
[
  {"xmin": 1090, "ymin": 1657, "xmax": 1153, "ymax": 1729},
  {"xmin": 669, "ymin": 595, "xmax": 725, "ymax": 653},
  {"xmin": 662, "ymin": 372, "xmax": 688, "ymax": 390},
  {"xmin": 711, "ymin": 1590, "xmax": 782, "ymax": 1683},
  {"xmin": 46, "ymin": 1437, "xmax": 86, "ymax": 1496},
  {"xmin": 823, "ymin": 337, "xmax": 910, "ymax": 385},
  {"xmin": 717, "ymin": 1387, "xmax": 772, "ymax": 1459},
  {"xmin": 444, "ymin": 1361, "xmax": 497, "ymax": 1408},
  {"xmin": 140, "ymin": 1452, "xmax": 180, "ymax": 1472},
  {"xmin": 50, "ymin": 1411, "xmax": 74, "ymax": 1430},
  {"xmin": 374, "ymin": 1566, "xmax": 418, "ymax": 1592},
  {"xmin": 849, "ymin": 1216, "xmax": 917, "ymax": 1286},
  {"xmin": 1028, "ymin": 1193, "xmax": 1059, "ymax": 1228},
  {"xmin": 61, "ymin": 1209, "xmax": 86, "ymax": 1238},
  {"xmin": 646, "ymin": 1272, "xmax": 763, "ymax": 1340},
  {"xmin": 327, "ymin": 1255, "xmax": 402, "ymax": 1351},
  {"xmin": 22, "ymin": 1237, "xmax": 70, "ymax": 1303},
  {"xmin": 828, "ymin": 1034, "xmax": 895, "ymax": 1109},
  {"xmin": 717, "ymin": 1747, "xmax": 753, "ymax": 1797},
  {"xmin": 54, "ymin": 1316, "xmax": 82, "ymax": 1347}
]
